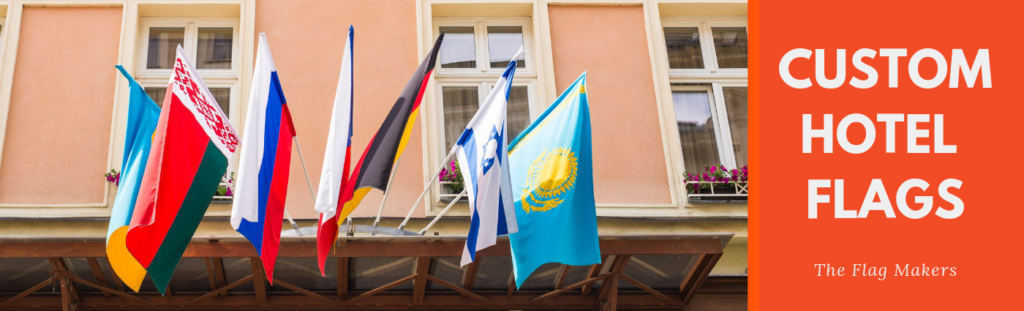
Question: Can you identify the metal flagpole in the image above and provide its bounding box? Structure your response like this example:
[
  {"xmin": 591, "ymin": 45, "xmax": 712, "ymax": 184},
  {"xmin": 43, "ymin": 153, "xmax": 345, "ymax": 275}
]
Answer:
[
  {"xmin": 397, "ymin": 149, "xmax": 457, "ymax": 231},
  {"xmin": 369, "ymin": 156, "xmax": 404, "ymax": 235},
  {"xmin": 419, "ymin": 189, "xmax": 467, "ymax": 235},
  {"xmin": 287, "ymin": 136, "xmax": 321, "ymax": 237}
]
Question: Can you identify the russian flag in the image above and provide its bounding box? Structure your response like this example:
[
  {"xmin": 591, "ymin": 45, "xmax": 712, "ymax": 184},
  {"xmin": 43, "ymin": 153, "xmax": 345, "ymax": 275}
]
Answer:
[{"xmin": 230, "ymin": 33, "xmax": 296, "ymax": 283}]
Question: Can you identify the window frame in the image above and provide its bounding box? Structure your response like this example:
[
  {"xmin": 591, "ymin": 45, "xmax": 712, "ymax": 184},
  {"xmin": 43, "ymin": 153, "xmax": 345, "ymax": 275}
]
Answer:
[
  {"xmin": 429, "ymin": 16, "xmax": 539, "ymax": 209},
  {"xmin": 133, "ymin": 16, "xmax": 242, "ymax": 179},
  {"xmin": 662, "ymin": 16, "xmax": 748, "ymax": 78},
  {"xmin": 670, "ymin": 84, "xmax": 734, "ymax": 170},
  {"xmin": 659, "ymin": 15, "xmax": 749, "ymax": 201},
  {"xmin": 133, "ymin": 17, "xmax": 241, "ymax": 124},
  {"xmin": 433, "ymin": 16, "xmax": 537, "ymax": 77}
]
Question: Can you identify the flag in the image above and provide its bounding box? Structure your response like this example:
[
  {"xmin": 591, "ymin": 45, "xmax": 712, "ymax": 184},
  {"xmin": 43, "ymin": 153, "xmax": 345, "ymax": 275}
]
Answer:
[
  {"xmin": 455, "ymin": 48, "xmax": 523, "ymax": 267},
  {"xmin": 107, "ymin": 65, "xmax": 161, "ymax": 289},
  {"xmin": 231, "ymin": 34, "xmax": 296, "ymax": 283},
  {"xmin": 508, "ymin": 72, "xmax": 599, "ymax": 288},
  {"xmin": 337, "ymin": 33, "xmax": 444, "ymax": 218},
  {"xmin": 110, "ymin": 45, "xmax": 239, "ymax": 294},
  {"xmin": 314, "ymin": 26, "xmax": 354, "ymax": 275}
]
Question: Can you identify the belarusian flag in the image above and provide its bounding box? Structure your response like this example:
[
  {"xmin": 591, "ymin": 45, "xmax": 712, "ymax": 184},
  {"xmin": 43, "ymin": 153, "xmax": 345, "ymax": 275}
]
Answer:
[{"xmin": 109, "ymin": 45, "xmax": 238, "ymax": 294}]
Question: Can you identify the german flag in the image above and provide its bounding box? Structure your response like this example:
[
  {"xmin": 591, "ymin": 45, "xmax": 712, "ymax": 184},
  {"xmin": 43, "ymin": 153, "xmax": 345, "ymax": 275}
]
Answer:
[{"xmin": 336, "ymin": 33, "xmax": 444, "ymax": 220}]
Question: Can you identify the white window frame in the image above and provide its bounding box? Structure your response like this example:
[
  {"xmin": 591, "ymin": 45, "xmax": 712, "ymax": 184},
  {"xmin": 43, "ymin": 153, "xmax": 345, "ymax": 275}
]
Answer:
[
  {"xmin": 134, "ymin": 17, "xmax": 242, "ymax": 176},
  {"xmin": 430, "ymin": 16, "xmax": 539, "ymax": 208},
  {"xmin": 661, "ymin": 15, "xmax": 749, "ymax": 198},
  {"xmin": 662, "ymin": 16, "xmax": 748, "ymax": 79}
]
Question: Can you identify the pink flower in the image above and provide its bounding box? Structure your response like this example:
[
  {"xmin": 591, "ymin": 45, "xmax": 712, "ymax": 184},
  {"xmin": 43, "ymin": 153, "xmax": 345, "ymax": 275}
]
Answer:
[{"xmin": 710, "ymin": 166, "xmax": 717, "ymax": 173}]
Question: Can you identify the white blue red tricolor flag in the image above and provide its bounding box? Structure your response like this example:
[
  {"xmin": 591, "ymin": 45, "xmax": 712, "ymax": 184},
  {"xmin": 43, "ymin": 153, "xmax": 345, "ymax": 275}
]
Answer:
[
  {"xmin": 455, "ymin": 47, "xmax": 524, "ymax": 267},
  {"xmin": 230, "ymin": 33, "xmax": 296, "ymax": 283},
  {"xmin": 314, "ymin": 26, "xmax": 355, "ymax": 275}
]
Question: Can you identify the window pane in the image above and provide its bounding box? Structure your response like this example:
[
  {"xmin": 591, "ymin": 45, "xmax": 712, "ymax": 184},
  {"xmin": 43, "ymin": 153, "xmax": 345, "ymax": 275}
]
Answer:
[
  {"xmin": 673, "ymin": 91, "xmax": 720, "ymax": 174},
  {"xmin": 144, "ymin": 87, "xmax": 166, "ymax": 107},
  {"xmin": 439, "ymin": 27, "xmax": 476, "ymax": 69},
  {"xmin": 147, "ymin": 27, "xmax": 184, "ymax": 69},
  {"xmin": 442, "ymin": 86, "xmax": 480, "ymax": 150},
  {"xmin": 488, "ymin": 26, "xmax": 525, "ymax": 69},
  {"xmin": 507, "ymin": 86, "xmax": 530, "ymax": 140},
  {"xmin": 664, "ymin": 27, "xmax": 703, "ymax": 69},
  {"xmin": 723, "ymin": 87, "xmax": 747, "ymax": 166},
  {"xmin": 712, "ymin": 27, "xmax": 747, "ymax": 68},
  {"xmin": 149, "ymin": 87, "xmax": 229, "ymax": 116},
  {"xmin": 197, "ymin": 28, "xmax": 233, "ymax": 69},
  {"xmin": 208, "ymin": 88, "xmax": 231, "ymax": 116}
]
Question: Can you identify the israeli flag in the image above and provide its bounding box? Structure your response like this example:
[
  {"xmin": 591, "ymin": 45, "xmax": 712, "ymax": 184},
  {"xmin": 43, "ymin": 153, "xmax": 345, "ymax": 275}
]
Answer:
[{"xmin": 455, "ymin": 48, "xmax": 524, "ymax": 266}]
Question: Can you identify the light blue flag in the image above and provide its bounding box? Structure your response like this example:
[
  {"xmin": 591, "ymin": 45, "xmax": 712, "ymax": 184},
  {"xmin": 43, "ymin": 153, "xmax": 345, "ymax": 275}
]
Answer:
[
  {"xmin": 107, "ymin": 66, "xmax": 161, "ymax": 245},
  {"xmin": 508, "ymin": 72, "xmax": 599, "ymax": 288}
]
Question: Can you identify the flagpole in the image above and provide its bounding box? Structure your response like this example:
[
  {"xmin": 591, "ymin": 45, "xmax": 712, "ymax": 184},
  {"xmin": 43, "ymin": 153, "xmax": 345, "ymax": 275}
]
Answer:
[
  {"xmin": 397, "ymin": 149, "xmax": 457, "ymax": 232},
  {"xmin": 419, "ymin": 189, "xmax": 466, "ymax": 235},
  {"xmin": 288, "ymin": 136, "xmax": 320, "ymax": 237},
  {"xmin": 369, "ymin": 155, "xmax": 403, "ymax": 235}
]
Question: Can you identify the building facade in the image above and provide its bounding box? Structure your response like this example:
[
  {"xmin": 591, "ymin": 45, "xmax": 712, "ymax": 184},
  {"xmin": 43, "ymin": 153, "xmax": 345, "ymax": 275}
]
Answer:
[{"xmin": 0, "ymin": 0, "xmax": 747, "ymax": 310}]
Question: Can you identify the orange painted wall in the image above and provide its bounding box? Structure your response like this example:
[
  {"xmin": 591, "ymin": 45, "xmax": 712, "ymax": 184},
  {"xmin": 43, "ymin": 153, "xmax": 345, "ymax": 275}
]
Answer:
[
  {"xmin": 0, "ymin": 7, "xmax": 123, "ymax": 204},
  {"xmin": 254, "ymin": 0, "xmax": 422, "ymax": 219},
  {"xmin": 548, "ymin": 5, "xmax": 672, "ymax": 204}
]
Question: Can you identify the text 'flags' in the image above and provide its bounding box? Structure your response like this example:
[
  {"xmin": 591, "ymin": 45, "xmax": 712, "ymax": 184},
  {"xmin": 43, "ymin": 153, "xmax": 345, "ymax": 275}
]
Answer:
[{"xmin": 231, "ymin": 34, "xmax": 297, "ymax": 283}]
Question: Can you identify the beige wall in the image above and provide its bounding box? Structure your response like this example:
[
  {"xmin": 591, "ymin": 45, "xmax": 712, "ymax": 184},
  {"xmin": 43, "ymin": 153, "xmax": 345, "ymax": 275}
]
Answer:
[
  {"xmin": 547, "ymin": 5, "xmax": 671, "ymax": 205},
  {"xmin": 254, "ymin": 0, "xmax": 422, "ymax": 219},
  {"xmin": 0, "ymin": 7, "xmax": 122, "ymax": 204}
]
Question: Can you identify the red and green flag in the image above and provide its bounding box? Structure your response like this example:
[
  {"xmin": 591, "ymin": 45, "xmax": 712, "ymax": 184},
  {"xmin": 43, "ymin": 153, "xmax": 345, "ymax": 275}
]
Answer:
[{"xmin": 108, "ymin": 45, "xmax": 238, "ymax": 294}]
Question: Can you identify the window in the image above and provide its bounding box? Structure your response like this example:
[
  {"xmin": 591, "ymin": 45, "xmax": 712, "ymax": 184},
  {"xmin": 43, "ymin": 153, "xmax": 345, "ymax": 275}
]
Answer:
[
  {"xmin": 661, "ymin": 17, "xmax": 747, "ymax": 181},
  {"xmin": 135, "ymin": 18, "xmax": 240, "ymax": 122},
  {"xmin": 135, "ymin": 17, "xmax": 241, "ymax": 184},
  {"xmin": 663, "ymin": 22, "xmax": 747, "ymax": 71},
  {"xmin": 670, "ymin": 84, "xmax": 747, "ymax": 174},
  {"xmin": 432, "ymin": 17, "xmax": 537, "ymax": 201}
]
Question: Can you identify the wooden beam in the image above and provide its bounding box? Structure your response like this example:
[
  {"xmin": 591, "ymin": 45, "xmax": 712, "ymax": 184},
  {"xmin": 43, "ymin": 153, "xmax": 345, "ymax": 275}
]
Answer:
[
  {"xmin": 337, "ymin": 257, "xmax": 349, "ymax": 298},
  {"xmin": 605, "ymin": 275, "xmax": 618, "ymax": 311},
  {"xmin": 0, "ymin": 275, "xmax": 55, "ymax": 305},
  {"xmin": 681, "ymin": 253, "xmax": 721, "ymax": 306},
  {"xmin": 49, "ymin": 258, "xmax": 81, "ymax": 303},
  {"xmin": 580, "ymin": 255, "xmax": 608, "ymax": 296},
  {"xmin": 212, "ymin": 258, "xmax": 227, "ymax": 296},
  {"xmin": 85, "ymin": 258, "xmax": 111, "ymax": 297},
  {"xmin": 4, "ymin": 292, "xmax": 686, "ymax": 310},
  {"xmin": 678, "ymin": 254, "xmax": 705, "ymax": 296},
  {"xmin": 344, "ymin": 274, "xmax": 417, "ymax": 304},
  {"xmin": 66, "ymin": 275, "xmax": 149, "ymax": 303},
  {"xmin": 0, "ymin": 237, "xmax": 725, "ymax": 258},
  {"xmin": 250, "ymin": 258, "xmax": 267, "ymax": 305},
  {"xmin": 460, "ymin": 260, "xmax": 480, "ymax": 293},
  {"xmin": 186, "ymin": 275, "xmax": 254, "ymax": 304},
  {"xmin": 506, "ymin": 272, "xmax": 515, "ymax": 297},
  {"xmin": 618, "ymin": 273, "xmax": 679, "ymax": 304},
  {"xmin": 530, "ymin": 273, "xmax": 612, "ymax": 302},
  {"xmin": 412, "ymin": 257, "xmax": 431, "ymax": 304},
  {"xmin": 425, "ymin": 274, "xmax": 490, "ymax": 303},
  {"xmin": 204, "ymin": 258, "xmax": 219, "ymax": 292},
  {"xmin": 60, "ymin": 282, "xmax": 70, "ymax": 311},
  {"xmin": 273, "ymin": 279, "xmax": 337, "ymax": 304},
  {"xmin": 554, "ymin": 264, "xmax": 570, "ymax": 289},
  {"xmin": 596, "ymin": 255, "xmax": 630, "ymax": 302}
]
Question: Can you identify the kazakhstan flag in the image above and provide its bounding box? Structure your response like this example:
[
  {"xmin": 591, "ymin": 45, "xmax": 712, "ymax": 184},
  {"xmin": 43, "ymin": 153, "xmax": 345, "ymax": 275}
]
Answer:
[{"xmin": 508, "ymin": 72, "xmax": 600, "ymax": 288}]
